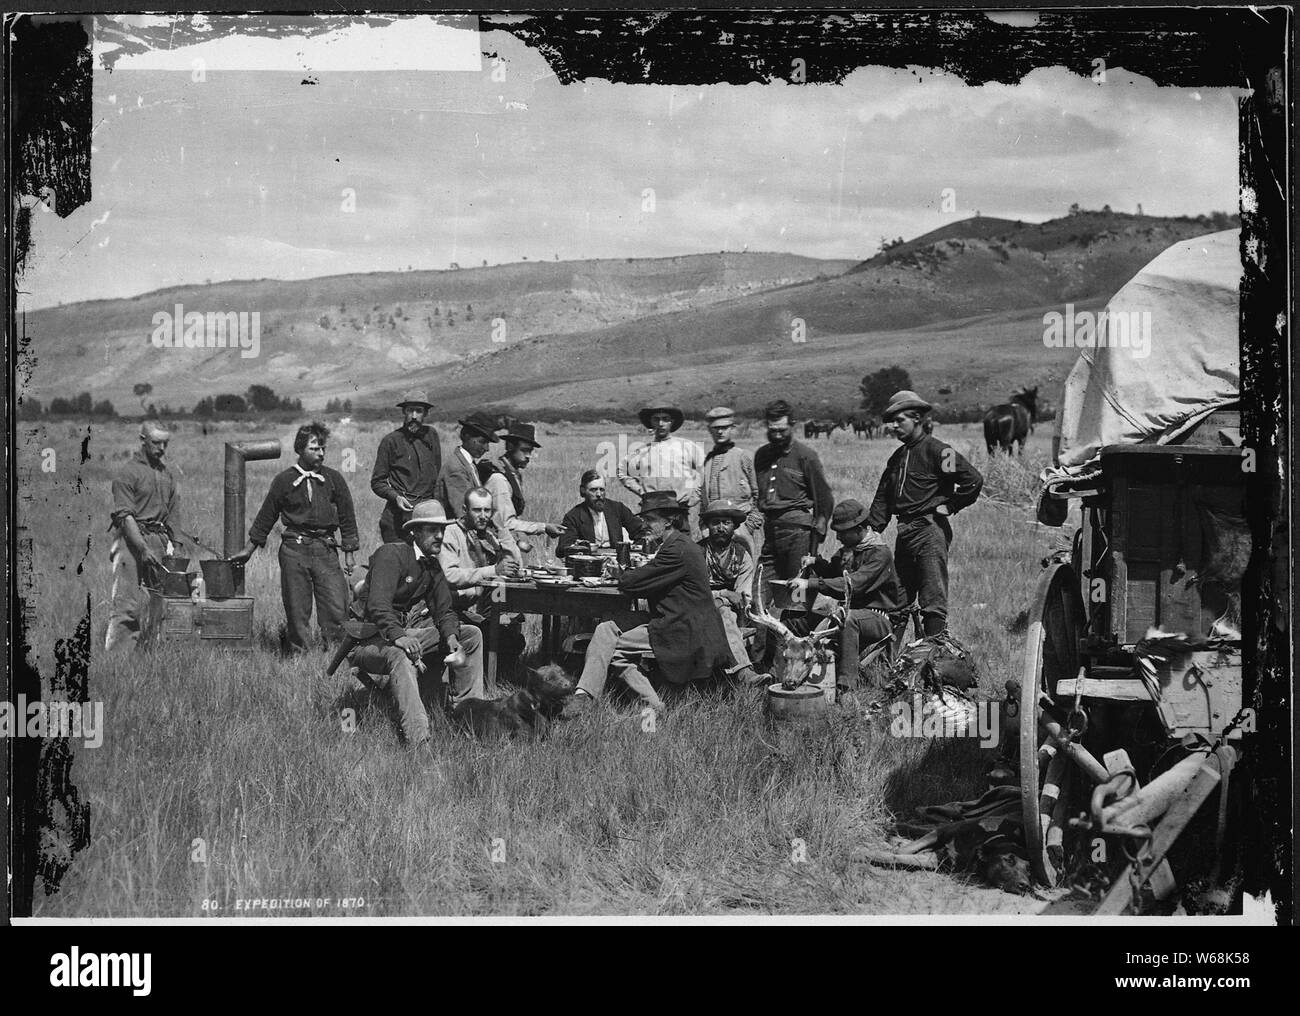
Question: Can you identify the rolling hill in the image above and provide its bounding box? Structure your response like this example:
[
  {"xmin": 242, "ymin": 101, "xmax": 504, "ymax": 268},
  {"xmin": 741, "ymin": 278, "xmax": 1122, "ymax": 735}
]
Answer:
[{"xmin": 19, "ymin": 210, "xmax": 1235, "ymax": 422}]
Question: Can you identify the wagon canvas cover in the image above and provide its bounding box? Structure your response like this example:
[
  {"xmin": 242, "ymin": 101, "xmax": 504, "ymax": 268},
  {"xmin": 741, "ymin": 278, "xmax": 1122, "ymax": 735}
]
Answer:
[{"xmin": 1055, "ymin": 229, "xmax": 1241, "ymax": 467}]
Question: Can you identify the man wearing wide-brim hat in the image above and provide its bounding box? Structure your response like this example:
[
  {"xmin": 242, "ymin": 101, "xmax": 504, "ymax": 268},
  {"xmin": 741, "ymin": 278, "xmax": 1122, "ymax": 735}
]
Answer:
[
  {"xmin": 866, "ymin": 390, "xmax": 983, "ymax": 637},
  {"xmin": 698, "ymin": 498, "xmax": 768, "ymax": 686},
  {"xmin": 565, "ymin": 490, "xmax": 730, "ymax": 716},
  {"xmin": 477, "ymin": 420, "xmax": 564, "ymax": 552},
  {"xmin": 433, "ymin": 410, "xmax": 501, "ymax": 520},
  {"xmin": 617, "ymin": 404, "xmax": 704, "ymax": 537},
  {"xmin": 787, "ymin": 498, "xmax": 907, "ymax": 688},
  {"xmin": 371, "ymin": 390, "xmax": 442, "ymax": 544},
  {"xmin": 347, "ymin": 499, "xmax": 486, "ymax": 747}
]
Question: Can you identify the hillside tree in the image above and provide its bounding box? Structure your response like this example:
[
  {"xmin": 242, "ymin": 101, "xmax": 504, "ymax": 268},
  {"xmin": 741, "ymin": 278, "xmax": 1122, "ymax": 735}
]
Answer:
[{"xmin": 859, "ymin": 366, "xmax": 914, "ymax": 416}]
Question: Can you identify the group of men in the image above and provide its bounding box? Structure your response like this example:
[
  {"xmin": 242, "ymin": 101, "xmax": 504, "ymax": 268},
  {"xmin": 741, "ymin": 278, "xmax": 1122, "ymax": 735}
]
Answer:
[{"xmin": 104, "ymin": 387, "xmax": 983, "ymax": 749}]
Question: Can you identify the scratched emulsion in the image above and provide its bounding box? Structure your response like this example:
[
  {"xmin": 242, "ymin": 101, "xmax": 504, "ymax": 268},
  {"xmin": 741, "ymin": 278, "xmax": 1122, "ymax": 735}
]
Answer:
[{"xmin": 9, "ymin": 9, "xmax": 1291, "ymax": 919}]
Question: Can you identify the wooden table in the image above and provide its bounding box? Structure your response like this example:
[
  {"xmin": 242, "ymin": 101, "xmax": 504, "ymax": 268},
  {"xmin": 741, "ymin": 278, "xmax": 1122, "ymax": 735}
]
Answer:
[{"xmin": 484, "ymin": 581, "xmax": 649, "ymax": 692}]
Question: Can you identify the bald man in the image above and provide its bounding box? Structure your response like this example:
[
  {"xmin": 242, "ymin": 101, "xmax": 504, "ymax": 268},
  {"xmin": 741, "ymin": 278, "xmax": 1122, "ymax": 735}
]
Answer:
[{"xmin": 106, "ymin": 422, "xmax": 194, "ymax": 650}]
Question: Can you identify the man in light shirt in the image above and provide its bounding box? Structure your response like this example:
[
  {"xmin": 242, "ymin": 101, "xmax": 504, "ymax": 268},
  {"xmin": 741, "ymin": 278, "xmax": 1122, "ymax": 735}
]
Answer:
[{"xmin": 617, "ymin": 404, "xmax": 704, "ymax": 537}]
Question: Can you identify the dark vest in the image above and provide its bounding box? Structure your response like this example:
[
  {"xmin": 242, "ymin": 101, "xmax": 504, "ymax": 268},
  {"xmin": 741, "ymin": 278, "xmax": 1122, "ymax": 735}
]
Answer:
[{"xmin": 478, "ymin": 457, "xmax": 525, "ymax": 514}]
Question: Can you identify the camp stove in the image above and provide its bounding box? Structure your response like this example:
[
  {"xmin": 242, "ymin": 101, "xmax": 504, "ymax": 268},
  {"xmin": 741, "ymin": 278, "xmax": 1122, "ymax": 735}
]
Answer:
[{"xmin": 144, "ymin": 439, "xmax": 281, "ymax": 651}]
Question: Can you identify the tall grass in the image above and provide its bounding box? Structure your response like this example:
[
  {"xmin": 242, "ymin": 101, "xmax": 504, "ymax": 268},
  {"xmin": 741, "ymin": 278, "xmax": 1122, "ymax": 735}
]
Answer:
[{"xmin": 21, "ymin": 419, "xmax": 1057, "ymax": 915}]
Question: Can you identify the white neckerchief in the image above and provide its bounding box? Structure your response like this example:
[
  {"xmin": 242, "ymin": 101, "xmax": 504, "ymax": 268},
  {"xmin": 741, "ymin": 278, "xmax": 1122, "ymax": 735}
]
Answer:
[{"xmin": 292, "ymin": 464, "xmax": 325, "ymax": 501}]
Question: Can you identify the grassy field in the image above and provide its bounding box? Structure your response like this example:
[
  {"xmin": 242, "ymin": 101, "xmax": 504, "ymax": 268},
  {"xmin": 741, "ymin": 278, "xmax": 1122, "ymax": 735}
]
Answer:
[{"xmin": 19, "ymin": 417, "xmax": 1061, "ymax": 916}]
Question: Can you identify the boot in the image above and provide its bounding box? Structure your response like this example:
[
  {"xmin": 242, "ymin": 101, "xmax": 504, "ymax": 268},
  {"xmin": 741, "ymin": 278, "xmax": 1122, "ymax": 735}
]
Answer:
[{"xmin": 734, "ymin": 665, "xmax": 771, "ymax": 687}]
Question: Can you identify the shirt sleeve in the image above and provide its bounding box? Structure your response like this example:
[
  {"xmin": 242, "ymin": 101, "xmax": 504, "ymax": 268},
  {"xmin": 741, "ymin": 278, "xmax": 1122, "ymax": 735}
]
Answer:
[
  {"xmin": 866, "ymin": 462, "xmax": 893, "ymax": 531},
  {"xmin": 438, "ymin": 528, "xmax": 497, "ymax": 588},
  {"xmin": 945, "ymin": 444, "xmax": 984, "ymax": 514},
  {"xmin": 370, "ymin": 434, "xmax": 396, "ymax": 502},
  {"xmin": 806, "ymin": 450, "xmax": 835, "ymax": 537},
  {"xmin": 428, "ymin": 569, "xmax": 460, "ymax": 645},
  {"xmin": 109, "ymin": 469, "xmax": 140, "ymax": 526},
  {"xmin": 618, "ymin": 536, "xmax": 688, "ymax": 597},
  {"xmin": 742, "ymin": 455, "xmax": 763, "ymax": 530},
  {"xmin": 365, "ymin": 545, "xmax": 407, "ymax": 644},
  {"xmin": 331, "ymin": 470, "xmax": 360, "ymax": 552},
  {"xmin": 735, "ymin": 543, "xmax": 756, "ymax": 596},
  {"xmin": 247, "ymin": 475, "xmax": 283, "ymax": 547},
  {"xmin": 617, "ymin": 445, "xmax": 645, "ymax": 495}
]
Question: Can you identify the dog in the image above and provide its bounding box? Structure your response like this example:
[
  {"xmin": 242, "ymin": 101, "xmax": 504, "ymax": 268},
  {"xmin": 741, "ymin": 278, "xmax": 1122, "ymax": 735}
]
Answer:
[{"xmin": 451, "ymin": 664, "xmax": 574, "ymax": 740}]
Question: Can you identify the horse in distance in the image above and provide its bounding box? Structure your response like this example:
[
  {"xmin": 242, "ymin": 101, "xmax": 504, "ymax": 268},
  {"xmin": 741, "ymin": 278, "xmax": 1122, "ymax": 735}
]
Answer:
[{"xmin": 982, "ymin": 386, "xmax": 1038, "ymax": 455}]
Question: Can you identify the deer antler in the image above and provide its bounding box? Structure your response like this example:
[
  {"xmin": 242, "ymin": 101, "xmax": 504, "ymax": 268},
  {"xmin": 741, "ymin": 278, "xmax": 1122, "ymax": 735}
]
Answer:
[{"xmin": 749, "ymin": 580, "xmax": 795, "ymax": 642}]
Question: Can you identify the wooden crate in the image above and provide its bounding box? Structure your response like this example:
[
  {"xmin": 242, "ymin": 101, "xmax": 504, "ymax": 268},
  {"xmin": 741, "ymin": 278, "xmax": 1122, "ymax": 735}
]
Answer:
[{"xmin": 145, "ymin": 593, "xmax": 255, "ymax": 650}]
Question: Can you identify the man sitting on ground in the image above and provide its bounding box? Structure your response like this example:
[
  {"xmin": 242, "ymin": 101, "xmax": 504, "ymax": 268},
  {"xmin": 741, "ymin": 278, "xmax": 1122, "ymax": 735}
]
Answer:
[
  {"xmin": 698, "ymin": 499, "xmax": 767, "ymax": 686},
  {"xmin": 564, "ymin": 490, "xmax": 730, "ymax": 715},
  {"xmin": 787, "ymin": 498, "xmax": 907, "ymax": 690},
  {"xmin": 347, "ymin": 501, "xmax": 485, "ymax": 748}
]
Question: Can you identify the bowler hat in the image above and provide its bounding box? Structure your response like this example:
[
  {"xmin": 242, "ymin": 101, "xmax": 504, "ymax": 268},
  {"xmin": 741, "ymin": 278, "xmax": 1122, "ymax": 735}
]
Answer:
[
  {"xmin": 704, "ymin": 406, "xmax": 735, "ymax": 425},
  {"xmin": 638, "ymin": 405, "xmax": 684, "ymax": 431},
  {"xmin": 458, "ymin": 411, "xmax": 502, "ymax": 442},
  {"xmin": 402, "ymin": 500, "xmax": 451, "ymax": 530},
  {"xmin": 638, "ymin": 490, "xmax": 687, "ymax": 516},
  {"xmin": 831, "ymin": 498, "xmax": 872, "ymax": 532},
  {"xmin": 880, "ymin": 390, "xmax": 933, "ymax": 421},
  {"xmin": 701, "ymin": 498, "xmax": 747, "ymax": 523},
  {"xmin": 396, "ymin": 390, "xmax": 434, "ymax": 410},
  {"xmin": 502, "ymin": 421, "xmax": 541, "ymax": 448}
]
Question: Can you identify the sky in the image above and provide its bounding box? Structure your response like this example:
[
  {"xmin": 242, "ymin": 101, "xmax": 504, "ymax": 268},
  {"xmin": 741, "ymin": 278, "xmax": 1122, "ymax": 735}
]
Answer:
[{"xmin": 19, "ymin": 14, "xmax": 1243, "ymax": 310}]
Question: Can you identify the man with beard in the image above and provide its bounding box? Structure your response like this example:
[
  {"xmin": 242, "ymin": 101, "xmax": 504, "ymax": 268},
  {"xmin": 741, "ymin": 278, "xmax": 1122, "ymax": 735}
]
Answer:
[
  {"xmin": 867, "ymin": 390, "xmax": 983, "ymax": 637},
  {"xmin": 347, "ymin": 500, "xmax": 484, "ymax": 747},
  {"xmin": 232, "ymin": 421, "xmax": 359, "ymax": 653},
  {"xmin": 434, "ymin": 411, "xmax": 500, "ymax": 520},
  {"xmin": 478, "ymin": 421, "xmax": 564, "ymax": 554},
  {"xmin": 563, "ymin": 491, "xmax": 730, "ymax": 716},
  {"xmin": 698, "ymin": 499, "xmax": 767, "ymax": 686},
  {"xmin": 754, "ymin": 399, "xmax": 834, "ymax": 599},
  {"xmin": 370, "ymin": 391, "xmax": 442, "ymax": 543},
  {"xmin": 557, "ymin": 469, "xmax": 646, "ymax": 556}
]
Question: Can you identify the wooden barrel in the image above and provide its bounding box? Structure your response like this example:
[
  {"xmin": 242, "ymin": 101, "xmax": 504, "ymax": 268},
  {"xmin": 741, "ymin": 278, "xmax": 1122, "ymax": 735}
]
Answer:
[{"xmin": 766, "ymin": 682, "xmax": 828, "ymax": 721}]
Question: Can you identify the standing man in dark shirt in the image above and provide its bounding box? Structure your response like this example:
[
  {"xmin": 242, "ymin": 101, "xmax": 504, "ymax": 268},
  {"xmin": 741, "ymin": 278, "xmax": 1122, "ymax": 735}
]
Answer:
[
  {"xmin": 866, "ymin": 390, "xmax": 983, "ymax": 637},
  {"xmin": 754, "ymin": 399, "xmax": 835, "ymax": 604},
  {"xmin": 347, "ymin": 500, "xmax": 484, "ymax": 747},
  {"xmin": 370, "ymin": 391, "xmax": 442, "ymax": 544},
  {"xmin": 232, "ymin": 422, "xmax": 359, "ymax": 653}
]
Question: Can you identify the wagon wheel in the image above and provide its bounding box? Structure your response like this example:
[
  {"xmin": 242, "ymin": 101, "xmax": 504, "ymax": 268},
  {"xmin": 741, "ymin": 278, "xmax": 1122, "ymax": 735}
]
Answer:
[{"xmin": 1019, "ymin": 560, "xmax": 1086, "ymax": 886}]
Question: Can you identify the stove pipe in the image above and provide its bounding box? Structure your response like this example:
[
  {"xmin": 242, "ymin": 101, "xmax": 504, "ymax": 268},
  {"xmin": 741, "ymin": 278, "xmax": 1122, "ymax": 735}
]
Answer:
[{"xmin": 223, "ymin": 439, "xmax": 282, "ymax": 593}]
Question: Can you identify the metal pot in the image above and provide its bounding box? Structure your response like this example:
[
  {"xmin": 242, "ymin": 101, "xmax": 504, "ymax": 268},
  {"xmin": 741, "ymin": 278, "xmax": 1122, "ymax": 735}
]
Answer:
[
  {"xmin": 567, "ymin": 554, "xmax": 605, "ymax": 579},
  {"xmin": 200, "ymin": 558, "xmax": 243, "ymax": 599}
]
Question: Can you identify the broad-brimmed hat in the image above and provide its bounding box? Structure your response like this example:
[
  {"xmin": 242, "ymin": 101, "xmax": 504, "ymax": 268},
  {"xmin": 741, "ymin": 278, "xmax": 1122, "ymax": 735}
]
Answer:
[
  {"xmin": 502, "ymin": 421, "xmax": 541, "ymax": 448},
  {"xmin": 458, "ymin": 411, "xmax": 502, "ymax": 442},
  {"xmin": 402, "ymin": 500, "xmax": 451, "ymax": 530},
  {"xmin": 396, "ymin": 390, "xmax": 434, "ymax": 410},
  {"xmin": 880, "ymin": 390, "xmax": 933, "ymax": 421},
  {"xmin": 701, "ymin": 498, "xmax": 747, "ymax": 523},
  {"xmin": 638, "ymin": 405, "xmax": 684, "ymax": 431},
  {"xmin": 638, "ymin": 489, "xmax": 687, "ymax": 517},
  {"xmin": 831, "ymin": 498, "xmax": 872, "ymax": 532},
  {"xmin": 704, "ymin": 406, "xmax": 735, "ymax": 426}
]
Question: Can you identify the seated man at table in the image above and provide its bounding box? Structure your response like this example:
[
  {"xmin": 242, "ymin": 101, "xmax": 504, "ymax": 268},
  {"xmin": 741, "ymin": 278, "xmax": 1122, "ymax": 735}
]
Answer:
[
  {"xmin": 698, "ymin": 498, "xmax": 768, "ymax": 687},
  {"xmin": 785, "ymin": 498, "xmax": 906, "ymax": 691},
  {"xmin": 439, "ymin": 486, "xmax": 524, "ymax": 666},
  {"xmin": 564, "ymin": 490, "xmax": 730, "ymax": 715},
  {"xmin": 347, "ymin": 500, "xmax": 485, "ymax": 747},
  {"xmin": 558, "ymin": 469, "xmax": 647, "ymax": 557}
]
